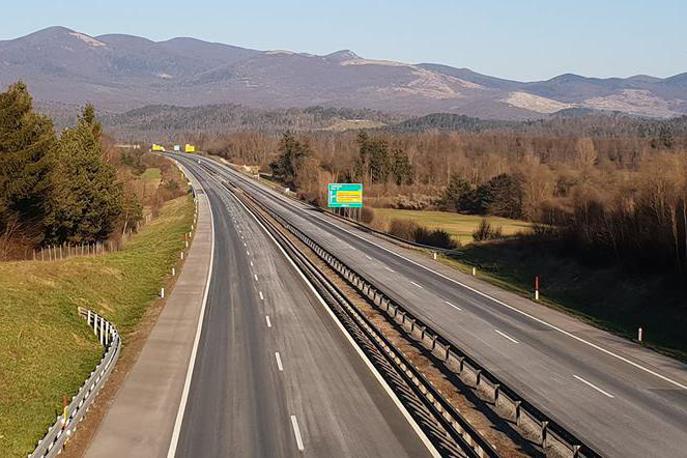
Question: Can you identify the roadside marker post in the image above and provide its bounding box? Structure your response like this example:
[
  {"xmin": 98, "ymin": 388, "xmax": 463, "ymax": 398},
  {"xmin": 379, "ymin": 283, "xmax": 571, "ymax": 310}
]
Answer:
[
  {"xmin": 160, "ymin": 287, "xmax": 165, "ymax": 299},
  {"xmin": 472, "ymin": 267, "xmax": 476, "ymax": 276},
  {"xmin": 638, "ymin": 327, "xmax": 643, "ymax": 343},
  {"xmin": 535, "ymin": 276, "xmax": 540, "ymax": 301}
]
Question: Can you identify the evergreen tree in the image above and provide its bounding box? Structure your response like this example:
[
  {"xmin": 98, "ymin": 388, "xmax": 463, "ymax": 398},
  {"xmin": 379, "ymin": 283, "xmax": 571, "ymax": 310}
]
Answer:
[
  {"xmin": 390, "ymin": 148, "xmax": 413, "ymax": 186},
  {"xmin": 442, "ymin": 174, "xmax": 472, "ymax": 211},
  {"xmin": 481, "ymin": 173, "xmax": 525, "ymax": 218},
  {"xmin": 44, "ymin": 106, "xmax": 123, "ymax": 243},
  {"xmin": 0, "ymin": 82, "xmax": 56, "ymax": 233},
  {"xmin": 269, "ymin": 131, "xmax": 311, "ymax": 189},
  {"xmin": 368, "ymin": 138, "xmax": 390, "ymax": 184},
  {"xmin": 355, "ymin": 132, "xmax": 390, "ymax": 184}
]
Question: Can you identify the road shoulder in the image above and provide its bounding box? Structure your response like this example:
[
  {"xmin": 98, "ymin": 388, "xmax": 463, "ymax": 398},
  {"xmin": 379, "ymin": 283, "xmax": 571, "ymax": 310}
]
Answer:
[{"xmin": 84, "ymin": 170, "xmax": 213, "ymax": 458}]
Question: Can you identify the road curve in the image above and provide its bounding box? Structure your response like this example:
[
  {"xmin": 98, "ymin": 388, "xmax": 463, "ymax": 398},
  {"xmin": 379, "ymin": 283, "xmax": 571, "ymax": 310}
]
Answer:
[
  {"xmin": 188, "ymin": 154, "xmax": 687, "ymax": 458},
  {"xmin": 172, "ymin": 158, "xmax": 432, "ymax": 458}
]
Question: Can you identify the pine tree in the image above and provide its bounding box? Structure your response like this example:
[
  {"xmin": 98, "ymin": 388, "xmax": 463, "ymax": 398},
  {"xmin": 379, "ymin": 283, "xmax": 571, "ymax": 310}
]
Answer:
[
  {"xmin": 269, "ymin": 131, "xmax": 311, "ymax": 189},
  {"xmin": 44, "ymin": 106, "xmax": 123, "ymax": 243},
  {"xmin": 390, "ymin": 148, "xmax": 413, "ymax": 186},
  {"xmin": 0, "ymin": 82, "xmax": 56, "ymax": 233}
]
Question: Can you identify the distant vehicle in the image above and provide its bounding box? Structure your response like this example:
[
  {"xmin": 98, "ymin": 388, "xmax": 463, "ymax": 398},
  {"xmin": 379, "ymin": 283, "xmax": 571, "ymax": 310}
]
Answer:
[
  {"xmin": 185, "ymin": 144, "xmax": 196, "ymax": 153},
  {"xmin": 151, "ymin": 143, "xmax": 166, "ymax": 152},
  {"xmin": 174, "ymin": 145, "xmax": 181, "ymax": 152}
]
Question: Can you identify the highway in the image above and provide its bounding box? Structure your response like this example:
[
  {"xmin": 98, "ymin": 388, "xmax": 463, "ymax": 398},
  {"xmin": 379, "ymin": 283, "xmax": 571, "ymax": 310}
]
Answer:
[
  {"xmin": 171, "ymin": 158, "xmax": 433, "ymax": 457},
  {"xmin": 180, "ymin": 154, "xmax": 687, "ymax": 458}
]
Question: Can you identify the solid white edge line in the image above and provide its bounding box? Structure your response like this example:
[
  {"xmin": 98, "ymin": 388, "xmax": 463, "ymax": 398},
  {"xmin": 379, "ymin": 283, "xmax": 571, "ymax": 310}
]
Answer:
[
  {"xmin": 573, "ymin": 375, "xmax": 615, "ymax": 399},
  {"xmin": 495, "ymin": 329, "xmax": 519, "ymax": 344},
  {"xmin": 290, "ymin": 415, "xmax": 305, "ymax": 452},
  {"xmin": 275, "ymin": 352, "xmax": 284, "ymax": 371},
  {"xmin": 230, "ymin": 188, "xmax": 441, "ymax": 458},
  {"xmin": 166, "ymin": 161, "xmax": 216, "ymax": 458},
  {"xmin": 272, "ymin": 182, "xmax": 687, "ymax": 391}
]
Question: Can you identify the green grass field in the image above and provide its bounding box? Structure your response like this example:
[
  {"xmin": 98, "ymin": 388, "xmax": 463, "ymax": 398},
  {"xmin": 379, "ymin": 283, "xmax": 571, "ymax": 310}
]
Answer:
[
  {"xmin": 371, "ymin": 208, "xmax": 532, "ymax": 244},
  {"xmin": 0, "ymin": 194, "xmax": 193, "ymax": 457}
]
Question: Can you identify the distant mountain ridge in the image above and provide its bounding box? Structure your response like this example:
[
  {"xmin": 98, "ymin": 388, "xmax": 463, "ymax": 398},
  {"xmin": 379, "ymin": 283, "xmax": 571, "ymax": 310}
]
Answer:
[{"xmin": 1, "ymin": 26, "xmax": 685, "ymax": 119}]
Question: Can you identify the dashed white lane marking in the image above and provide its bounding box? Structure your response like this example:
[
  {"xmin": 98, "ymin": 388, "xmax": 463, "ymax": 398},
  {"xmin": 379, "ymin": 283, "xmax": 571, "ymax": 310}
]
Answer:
[
  {"xmin": 275, "ymin": 352, "xmax": 284, "ymax": 371},
  {"xmin": 259, "ymin": 291, "xmax": 264, "ymax": 300},
  {"xmin": 573, "ymin": 375, "xmax": 615, "ymax": 398},
  {"xmin": 265, "ymin": 315, "xmax": 272, "ymax": 327},
  {"xmin": 246, "ymin": 251, "xmax": 250, "ymax": 256},
  {"xmin": 495, "ymin": 329, "xmax": 519, "ymax": 344},
  {"xmin": 444, "ymin": 300, "xmax": 462, "ymax": 311},
  {"xmin": 290, "ymin": 415, "xmax": 305, "ymax": 452},
  {"xmin": 254, "ymin": 274, "xmax": 258, "ymax": 281},
  {"xmin": 410, "ymin": 281, "xmax": 423, "ymax": 289},
  {"xmin": 250, "ymin": 261, "xmax": 254, "ymax": 267},
  {"xmin": 384, "ymin": 266, "xmax": 395, "ymax": 272},
  {"xmin": 365, "ymin": 254, "xmax": 372, "ymax": 260},
  {"xmin": 243, "ymin": 242, "xmax": 247, "ymax": 247}
]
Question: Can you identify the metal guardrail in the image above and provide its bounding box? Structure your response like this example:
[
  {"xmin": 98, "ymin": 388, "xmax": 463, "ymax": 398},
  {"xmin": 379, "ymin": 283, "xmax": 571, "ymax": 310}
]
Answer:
[
  {"xmin": 29, "ymin": 308, "xmax": 121, "ymax": 458},
  {"xmin": 236, "ymin": 184, "xmax": 602, "ymax": 458},
  {"xmin": 234, "ymin": 186, "xmax": 497, "ymax": 457}
]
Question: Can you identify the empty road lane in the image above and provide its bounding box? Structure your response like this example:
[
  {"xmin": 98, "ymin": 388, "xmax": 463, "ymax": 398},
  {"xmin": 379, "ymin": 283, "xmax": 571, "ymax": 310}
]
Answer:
[
  {"xmin": 189, "ymin": 154, "xmax": 687, "ymax": 458},
  {"xmin": 172, "ymin": 159, "xmax": 432, "ymax": 458}
]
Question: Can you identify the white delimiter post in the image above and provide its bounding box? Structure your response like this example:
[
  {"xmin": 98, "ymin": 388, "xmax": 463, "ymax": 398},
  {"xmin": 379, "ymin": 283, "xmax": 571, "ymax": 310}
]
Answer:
[
  {"xmin": 638, "ymin": 327, "xmax": 643, "ymax": 342},
  {"xmin": 472, "ymin": 267, "xmax": 476, "ymax": 276},
  {"xmin": 160, "ymin": 287, "xmax": 165, "ymax": 299}
]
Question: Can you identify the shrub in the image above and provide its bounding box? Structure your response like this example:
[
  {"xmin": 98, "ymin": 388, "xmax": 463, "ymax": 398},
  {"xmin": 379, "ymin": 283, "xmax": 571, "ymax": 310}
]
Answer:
[
  {"xmin": 472, "ymin": 218, "xmax": 503, "ymax": 241},
  {"xmin": 389, "ymin": 218, "xmax": 421, "ymax": 240},
  {"xmin": 360, "ymin": 207, "xmax": 375, "ymax": 224},
  {"xmin": 415, "ymin": 227, "xmax": 458, "ymax": 250}
]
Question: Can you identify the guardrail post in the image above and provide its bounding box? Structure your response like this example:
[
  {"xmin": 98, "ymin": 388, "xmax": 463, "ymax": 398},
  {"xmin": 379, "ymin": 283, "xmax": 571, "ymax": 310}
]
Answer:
[
  {"xmin": 494, "ymin": 384, "xmax": 500, "ymax": 402},
  {"xmin": 541, "ymin": 420, "xmax": 549, "ymax": 448},
  {"xmin": 100, "ymin": 315, "xmax": 105, "ymax": 346},
  {"xmin": 514, "ymin": 400, "xmax": 522, "ymax": 425},
  {"xmin": 445, "ymin": 345, "xmax": 451, "ymax": 361}
]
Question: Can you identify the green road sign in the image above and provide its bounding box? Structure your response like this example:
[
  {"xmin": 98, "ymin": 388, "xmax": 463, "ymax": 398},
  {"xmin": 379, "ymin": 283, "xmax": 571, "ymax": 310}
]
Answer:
[{"xmin": 328, "ymin": 183, "xmax": 363, "ymax": 208}]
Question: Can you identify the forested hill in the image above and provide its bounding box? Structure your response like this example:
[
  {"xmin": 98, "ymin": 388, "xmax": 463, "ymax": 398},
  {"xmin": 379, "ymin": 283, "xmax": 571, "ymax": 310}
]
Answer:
[
  {"xmin": 97, "ymin": 104, "xmax": 399, "ymax": 141},
  {"xmin": 390, "ymin": 112, "xmax": 687, "ymax": 138}
]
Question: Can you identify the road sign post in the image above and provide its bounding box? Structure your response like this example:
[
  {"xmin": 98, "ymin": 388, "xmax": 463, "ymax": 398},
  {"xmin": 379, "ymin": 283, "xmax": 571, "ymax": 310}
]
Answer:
[{"xmin": 328, "ymin": 183, "xmax": 363, "ymax": 210}]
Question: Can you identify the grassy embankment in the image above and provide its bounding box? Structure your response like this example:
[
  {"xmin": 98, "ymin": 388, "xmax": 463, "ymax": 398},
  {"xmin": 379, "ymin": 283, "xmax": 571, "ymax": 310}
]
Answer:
[
  {"xmin": 371, "ymin": 208, "xmax": 686, "ymax": 360},
  {"xmin": 444, "ymin": 240, "xmax": 687, "ymax": 360},
  {"xmin": 0, "ymin": 190, "xmax": 193, "ymax": 456},
  {"xmin": 371, "ymin": 207, "xmax": 532, "ymax": 245}
]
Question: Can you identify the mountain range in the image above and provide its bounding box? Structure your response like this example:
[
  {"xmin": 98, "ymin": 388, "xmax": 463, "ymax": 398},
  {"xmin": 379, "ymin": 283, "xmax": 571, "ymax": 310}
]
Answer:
[{"xmin": 1, "ymin": 26, "xmax": 685, "ymax": 120}]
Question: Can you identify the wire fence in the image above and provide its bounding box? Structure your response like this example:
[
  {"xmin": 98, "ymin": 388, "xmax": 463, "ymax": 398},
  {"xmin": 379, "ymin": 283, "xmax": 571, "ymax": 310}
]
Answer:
[{"xmin": 29, "ymin": 214, "xmax": 154, "ymax": 262}]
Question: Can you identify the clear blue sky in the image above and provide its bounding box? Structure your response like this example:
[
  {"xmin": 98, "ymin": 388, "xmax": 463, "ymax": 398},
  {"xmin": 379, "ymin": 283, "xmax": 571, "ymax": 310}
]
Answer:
[{"xmin": 3, "ymin": 0, "xmax": 685, "ymax": 81}]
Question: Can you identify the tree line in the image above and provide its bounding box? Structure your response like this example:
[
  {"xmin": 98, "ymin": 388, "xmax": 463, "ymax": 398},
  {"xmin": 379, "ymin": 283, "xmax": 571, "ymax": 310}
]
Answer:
[
  {"xmin": 212, "ymin": 123, "xmax": 687, "ymax": 276},
  {"xmin": 0, "ymin": 82, "xmax": 140, "ymax": 258}
]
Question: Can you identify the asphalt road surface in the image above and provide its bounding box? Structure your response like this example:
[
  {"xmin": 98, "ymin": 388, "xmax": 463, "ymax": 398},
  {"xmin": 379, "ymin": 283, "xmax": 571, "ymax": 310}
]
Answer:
[
  {"xmin": 179, "ymin": 154, "xmax": 687, "ymax": 458},
  {"xmin": 172, "ymin": 160, "xmax": 433, "ymax": 457}
]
